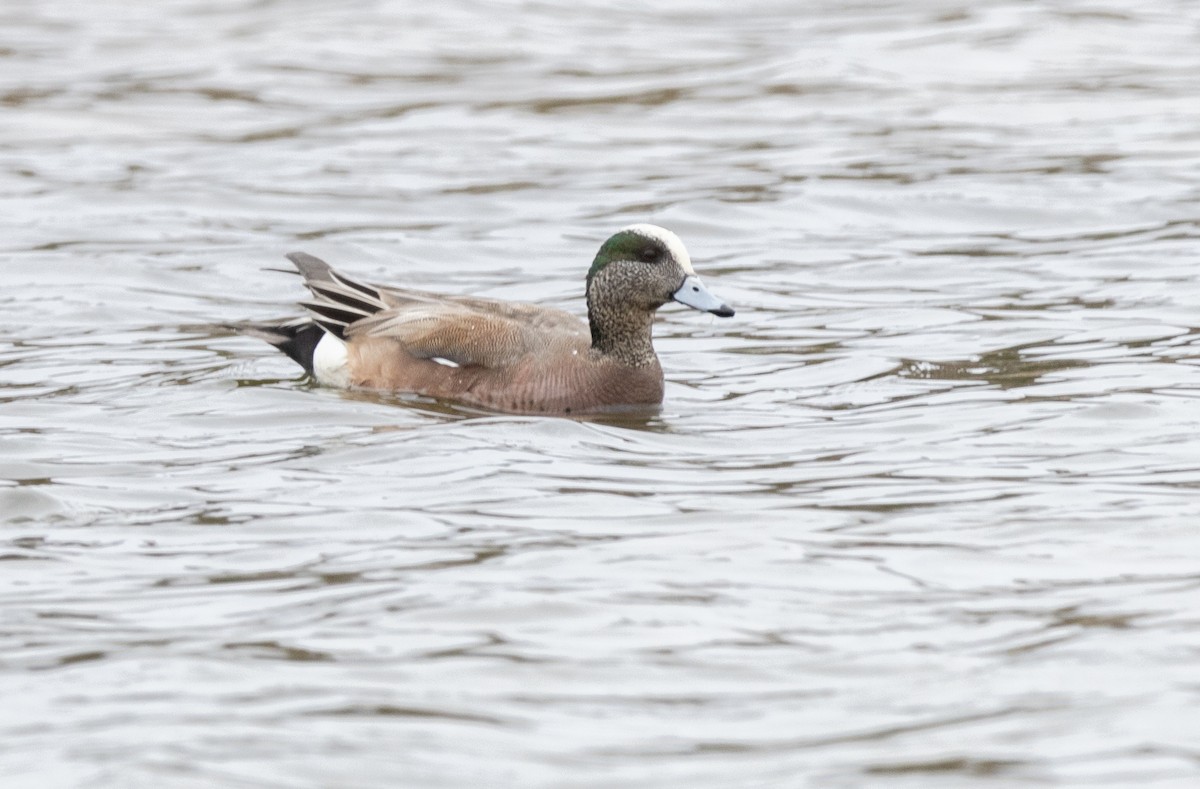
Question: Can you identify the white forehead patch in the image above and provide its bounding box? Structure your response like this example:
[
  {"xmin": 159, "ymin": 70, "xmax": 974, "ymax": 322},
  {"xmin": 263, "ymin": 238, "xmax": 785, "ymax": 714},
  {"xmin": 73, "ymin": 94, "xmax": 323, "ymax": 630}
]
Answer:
[{"xmin": 620, "ymin": 223, "xmax": 694, "ymax": 273}]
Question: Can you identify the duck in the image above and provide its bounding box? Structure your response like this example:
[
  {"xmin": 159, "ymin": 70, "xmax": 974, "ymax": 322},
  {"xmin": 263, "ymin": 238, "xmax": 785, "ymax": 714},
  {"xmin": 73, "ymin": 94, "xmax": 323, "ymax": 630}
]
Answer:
[{"xmin": 235, "ymin": 224, "xmax": 734, "ymax": 415}]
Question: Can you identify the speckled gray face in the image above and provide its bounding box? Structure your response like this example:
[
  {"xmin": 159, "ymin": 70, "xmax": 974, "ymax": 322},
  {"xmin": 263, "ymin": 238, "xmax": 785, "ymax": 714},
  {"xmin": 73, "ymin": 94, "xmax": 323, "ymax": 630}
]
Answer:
[{"xmin": 587, "ymin": 224, "xmax": 733, "ymax": 317}]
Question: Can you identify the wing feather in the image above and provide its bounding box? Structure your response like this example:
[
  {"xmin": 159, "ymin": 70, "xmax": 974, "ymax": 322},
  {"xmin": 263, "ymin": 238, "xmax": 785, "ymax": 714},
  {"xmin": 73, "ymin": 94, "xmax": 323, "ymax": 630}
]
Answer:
[
  {"xmin": 282, "ymin": 251, "xmax": 588, "ymax": 366},
  {"xmin": 345, "ymin": 304, "xmax": 540, "ymax": 368}
]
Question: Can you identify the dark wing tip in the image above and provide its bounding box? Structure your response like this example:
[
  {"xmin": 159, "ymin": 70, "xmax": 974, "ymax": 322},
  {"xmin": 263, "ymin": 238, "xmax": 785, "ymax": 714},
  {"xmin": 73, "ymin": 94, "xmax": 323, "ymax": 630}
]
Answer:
[{"xmin": 285, "ymin": 251, "xmax": 336, "ymax": 281}]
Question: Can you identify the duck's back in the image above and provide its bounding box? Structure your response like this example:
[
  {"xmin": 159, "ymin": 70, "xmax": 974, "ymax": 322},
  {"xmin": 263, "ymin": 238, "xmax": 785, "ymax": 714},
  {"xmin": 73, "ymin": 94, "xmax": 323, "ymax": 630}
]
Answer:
[{"xmin": 341, "ymin": 295, "xmax": 663, "ymax": 414}]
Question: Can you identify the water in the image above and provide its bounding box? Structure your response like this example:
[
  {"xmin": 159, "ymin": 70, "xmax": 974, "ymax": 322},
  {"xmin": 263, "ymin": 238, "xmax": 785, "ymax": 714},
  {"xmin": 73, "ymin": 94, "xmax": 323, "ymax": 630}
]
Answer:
[{"xmin": 4, "ymin": 0, "xmax": 1200, "ymax": 786}]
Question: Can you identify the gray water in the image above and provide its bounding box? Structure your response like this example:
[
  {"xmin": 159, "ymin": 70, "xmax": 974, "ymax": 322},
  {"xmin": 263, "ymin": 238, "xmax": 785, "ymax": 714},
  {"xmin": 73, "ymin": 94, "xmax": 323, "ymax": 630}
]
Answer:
[{"xmin": 4, "ymin": 0, "xmax": 1200, "ymax": 786}]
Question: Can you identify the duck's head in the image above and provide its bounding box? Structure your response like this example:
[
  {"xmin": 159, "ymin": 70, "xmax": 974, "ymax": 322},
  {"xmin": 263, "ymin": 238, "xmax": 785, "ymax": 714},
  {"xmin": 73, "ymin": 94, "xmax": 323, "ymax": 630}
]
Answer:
[{"xmin": 586, "ymin": 224, "xmax": 734, "ymax": 318}]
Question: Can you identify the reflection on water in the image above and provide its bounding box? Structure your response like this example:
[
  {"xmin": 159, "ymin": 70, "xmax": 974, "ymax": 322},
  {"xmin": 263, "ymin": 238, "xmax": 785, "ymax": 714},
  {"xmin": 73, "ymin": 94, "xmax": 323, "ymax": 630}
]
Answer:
[
  {"xmin": 900, "ymin": 347, "xmax": 1094, "ymax": 389},
  {"xmin": 4, "ymin": 0, "xmax": 1200, "ymax": 787}
]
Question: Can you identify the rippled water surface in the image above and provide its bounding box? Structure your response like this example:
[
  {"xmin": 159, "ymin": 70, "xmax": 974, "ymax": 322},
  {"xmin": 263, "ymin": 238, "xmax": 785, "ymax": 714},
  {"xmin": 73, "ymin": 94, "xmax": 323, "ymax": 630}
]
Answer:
[{"xmin": 5, "ymin": 1, "xmax": 1200, "ymax": 786}]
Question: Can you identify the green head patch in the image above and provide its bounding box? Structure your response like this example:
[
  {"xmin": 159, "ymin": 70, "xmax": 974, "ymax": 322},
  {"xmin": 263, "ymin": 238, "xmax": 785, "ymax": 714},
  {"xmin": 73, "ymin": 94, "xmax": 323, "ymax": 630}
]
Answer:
[{"xmin": 586, "ymin": 224, "xmax": 692, "ymax": 289}]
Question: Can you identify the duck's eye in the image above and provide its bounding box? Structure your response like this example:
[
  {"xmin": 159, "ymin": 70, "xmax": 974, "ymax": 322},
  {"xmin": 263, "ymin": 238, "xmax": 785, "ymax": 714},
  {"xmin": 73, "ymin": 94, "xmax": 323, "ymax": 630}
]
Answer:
[{"xmin": 638, "ymin": 246, "xmax": 658, "ymax": 263}]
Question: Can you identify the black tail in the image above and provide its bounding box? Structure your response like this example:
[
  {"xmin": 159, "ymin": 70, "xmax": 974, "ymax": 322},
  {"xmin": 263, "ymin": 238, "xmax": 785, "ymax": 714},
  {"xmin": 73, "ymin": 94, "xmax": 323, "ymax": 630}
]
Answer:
[
  {"xmin": 230, "ymin": 252, "xmax": 387, "ymax": 374},
  {"xmin": 229, "ymin": 318, "xmax": 326, "ymax": 374}
]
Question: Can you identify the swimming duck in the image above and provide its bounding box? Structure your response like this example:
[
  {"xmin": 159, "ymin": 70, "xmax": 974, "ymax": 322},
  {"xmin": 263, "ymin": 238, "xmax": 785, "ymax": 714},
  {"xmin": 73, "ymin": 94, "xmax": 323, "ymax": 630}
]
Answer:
[{"xmin": 237, "ymin": 224, "xmax": 733, "ymax": 414}]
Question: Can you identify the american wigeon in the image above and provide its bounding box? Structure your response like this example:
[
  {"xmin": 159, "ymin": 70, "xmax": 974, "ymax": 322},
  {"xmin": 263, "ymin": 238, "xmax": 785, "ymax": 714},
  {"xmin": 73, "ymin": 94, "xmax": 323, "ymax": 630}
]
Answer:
[{"xmin": 237, "ymin": 224, "xmax": 734, "ymax": 414}]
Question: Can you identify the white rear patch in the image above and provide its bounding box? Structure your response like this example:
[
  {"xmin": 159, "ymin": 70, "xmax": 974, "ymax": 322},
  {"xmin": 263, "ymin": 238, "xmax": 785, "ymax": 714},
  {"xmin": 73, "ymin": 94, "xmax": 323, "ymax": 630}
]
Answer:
[
  {"xmin": 620, "ymin": 223, "xmax": 694, "ymax": 273},
  {"xmin": 313, "ymin": 332, "xmax": 350, "ymax": 387},
  {"xmin": 431, "ymin": 357, "xmax": 460, "ymax": 368}
]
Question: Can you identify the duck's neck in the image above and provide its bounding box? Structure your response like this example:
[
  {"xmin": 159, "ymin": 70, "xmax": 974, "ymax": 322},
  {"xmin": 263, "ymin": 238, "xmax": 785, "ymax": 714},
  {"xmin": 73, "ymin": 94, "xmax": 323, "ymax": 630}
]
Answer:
[{"xmin": 587, "ymin": 297, "xmax": 658, "ymax": 368}]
